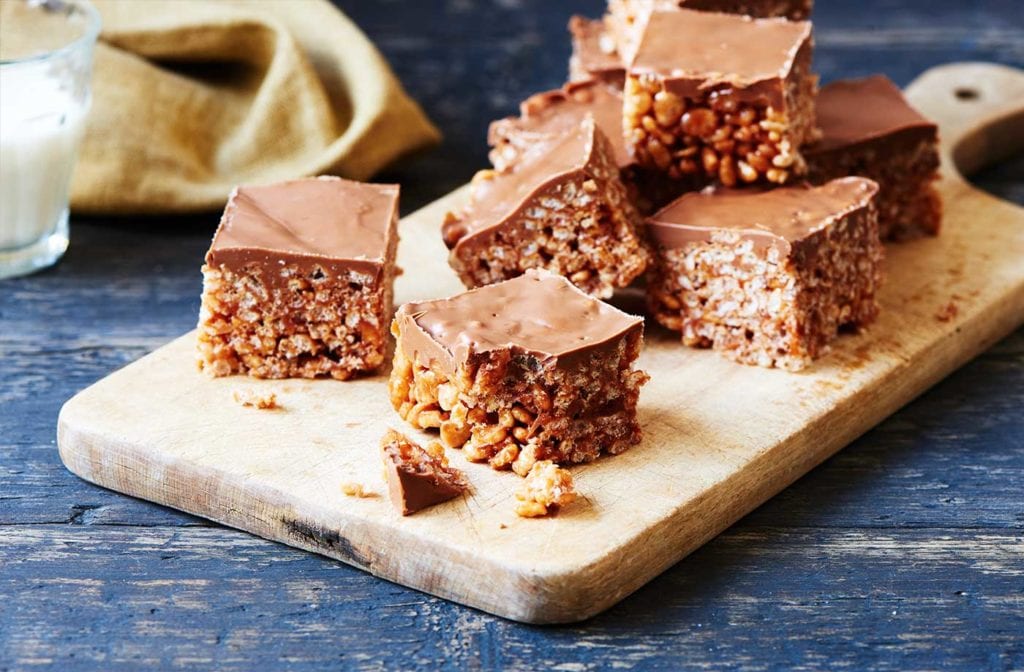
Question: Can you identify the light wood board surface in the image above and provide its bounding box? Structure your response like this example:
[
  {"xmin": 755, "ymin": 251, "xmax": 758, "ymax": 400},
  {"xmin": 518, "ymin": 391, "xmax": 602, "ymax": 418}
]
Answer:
[{"xmin": 57, "ymin": 63, "xmax": 1024, "ymax": 624}]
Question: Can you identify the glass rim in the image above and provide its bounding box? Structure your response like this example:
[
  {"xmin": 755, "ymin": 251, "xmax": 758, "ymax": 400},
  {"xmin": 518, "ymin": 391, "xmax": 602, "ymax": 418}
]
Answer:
[{"xmin": 0, "ymin": 0, "xmax": 101, "ymax": 67}]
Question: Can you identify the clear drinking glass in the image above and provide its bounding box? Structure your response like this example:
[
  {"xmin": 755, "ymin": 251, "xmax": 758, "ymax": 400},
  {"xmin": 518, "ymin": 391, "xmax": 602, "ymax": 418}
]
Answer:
[{"xmin": 0, "ymin": 0, "xmax": 100, "ymax": 279}]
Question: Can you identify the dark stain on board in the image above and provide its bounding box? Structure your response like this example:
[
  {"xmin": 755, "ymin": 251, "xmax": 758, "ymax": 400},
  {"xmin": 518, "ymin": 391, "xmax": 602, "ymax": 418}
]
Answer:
[{"xmin": 281, "ymin": 516, "xmax": 372, "ymax": 569}]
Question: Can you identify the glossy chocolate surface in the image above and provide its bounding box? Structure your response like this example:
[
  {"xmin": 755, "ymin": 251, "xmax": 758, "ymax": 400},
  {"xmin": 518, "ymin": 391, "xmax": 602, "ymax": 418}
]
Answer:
[
  {"xmin": 395, "ymin": 270, "xmax": 643, "ymax": 376},
  {"xmin": 647, "ymin": 177, "xmax": 878, "ymax": 254},
  {"xmin": 629, "ymin": 10, "xmax": 811, "ymax": 106},
  {"xmin": 452, "ymin": 118, "xmax": 596, "ymax": 253},
  {"xmin": 489, "ymin": 80, "xmax": 631, "ymax": 169},
  {"xmin": 568, "ymin": 15, "xmax": 626, "ymax": 84},
  {"xmin": 810, "ymin": 75, "xmax": 938, "ymax": 153},
  {"xmin": 206, "ymin": 177, "xmax": 399, "ymax": 280}
]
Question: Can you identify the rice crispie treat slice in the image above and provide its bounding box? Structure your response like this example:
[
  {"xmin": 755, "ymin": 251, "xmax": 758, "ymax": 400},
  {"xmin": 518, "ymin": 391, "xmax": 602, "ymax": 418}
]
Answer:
[
  {"xmin": 380, "ymin": 429, "xmax": 469, "ymax": 516},
  {"xmin": 568, "ymin": 16, "xmax": 626, "ymax": 88},
  {"xmin": 624, "ymin": 10, "xmax": 818, "ymax": 187},
  {"xmin": 444, "ymin": 116, "xmax": 650, "ymax": 299},
  {"xmin": 646, "ymin": 177, "xmax": 883, "ymax": 371},
  {"xmin": 388, "ymin": 269, "xmax": 650, "ymax": 475},
  {"xmin": 606, "ymin": 0, "xmax": 813, "ymax": 63},
  {"xmin": 197, "ymin": 176, "xmax": 399, "ymax": 380},
  {"xmin": 806, "ymin": 76, "xmax": 942, "ymax": 241},
  {"xmin": 488, "ymin": 79, "xmax": 698, "ymax": 214}
]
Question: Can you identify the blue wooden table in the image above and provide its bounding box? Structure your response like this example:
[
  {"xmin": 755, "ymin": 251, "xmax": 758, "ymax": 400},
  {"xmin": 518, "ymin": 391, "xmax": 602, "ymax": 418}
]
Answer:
[{"xmin": 2, "ymin": 1, "xmax": 1022, "ymax": 669}]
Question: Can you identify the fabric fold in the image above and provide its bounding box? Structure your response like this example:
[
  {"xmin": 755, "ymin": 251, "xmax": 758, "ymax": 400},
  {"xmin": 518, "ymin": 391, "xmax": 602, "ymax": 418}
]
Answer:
[{"xmin": 73, "ymin": 0, "xmax": 440, "ymax": 214}]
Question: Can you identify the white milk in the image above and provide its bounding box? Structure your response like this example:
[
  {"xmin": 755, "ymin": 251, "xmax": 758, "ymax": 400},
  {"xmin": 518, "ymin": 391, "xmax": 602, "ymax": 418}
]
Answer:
[{"xmin": 0, "ymin": 68, "xmax": 86, "ymax": 250}]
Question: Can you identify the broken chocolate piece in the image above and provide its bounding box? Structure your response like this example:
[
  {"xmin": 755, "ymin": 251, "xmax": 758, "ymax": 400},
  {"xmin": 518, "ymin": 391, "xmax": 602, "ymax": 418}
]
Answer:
[{"xmin": 380, "ymin": 429, "xmax": 468, "ymax": 516}]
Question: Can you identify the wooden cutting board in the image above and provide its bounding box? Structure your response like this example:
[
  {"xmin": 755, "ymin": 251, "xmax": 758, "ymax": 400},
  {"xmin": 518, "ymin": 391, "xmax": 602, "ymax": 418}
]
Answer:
[{"xmin": 58, "ymin": 63, "xmax": 1024, "ymax": 624}]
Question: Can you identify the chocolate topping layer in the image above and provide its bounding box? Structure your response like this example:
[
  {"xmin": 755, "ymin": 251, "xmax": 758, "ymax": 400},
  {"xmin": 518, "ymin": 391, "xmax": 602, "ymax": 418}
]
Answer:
[
  {"xmin": 810, "ymin": 75, "xmax": 938, "ymax": 153},
  {"xmin": 489, "ymin": 80, "xmax": 631, "ymax": 169},
  {"xmin": 395, "ymin": 270, "xmax": 644, "ymax": 376},
  {"xmin": 568, "ymin": 16, "xmax": 626, "ymax": 83},
  {"xmin": 206, "ymin": 176, "xmax": 399, "ymax": 280},
  {"xmin": 647, "ymin": 177, "xmax": 879, "ymax": 254},
  {"xmin": 453, "ymin": 117, "xmax": 596, "ymax": 252},
  {"xmin": 630, "ymin": 10, "xmax": 812, "ymax": 107}
]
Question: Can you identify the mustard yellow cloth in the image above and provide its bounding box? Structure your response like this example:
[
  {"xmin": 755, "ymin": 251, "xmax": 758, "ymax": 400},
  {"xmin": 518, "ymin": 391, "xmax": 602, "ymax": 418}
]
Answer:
[{"xmin": 73, "ymin": 0, "xmax": 441, "ymax": 214}]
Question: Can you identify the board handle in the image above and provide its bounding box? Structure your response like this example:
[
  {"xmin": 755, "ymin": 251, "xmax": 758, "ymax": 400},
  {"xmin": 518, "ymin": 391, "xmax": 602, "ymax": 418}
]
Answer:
[{"xmin": 905, "ymin": 62, "xmax": 1024, "ymax": 178}]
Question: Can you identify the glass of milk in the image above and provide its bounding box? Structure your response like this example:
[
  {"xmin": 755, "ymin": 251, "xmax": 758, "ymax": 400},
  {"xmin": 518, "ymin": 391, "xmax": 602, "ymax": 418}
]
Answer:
[{"xmin": 0, "ymin": 0, "xmax": 100, "ymax": 279}]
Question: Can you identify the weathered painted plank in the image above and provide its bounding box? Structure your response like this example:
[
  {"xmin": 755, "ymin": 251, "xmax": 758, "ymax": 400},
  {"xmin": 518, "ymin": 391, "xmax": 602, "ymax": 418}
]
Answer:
[{"xmin": 1, "ymin": 526, "xmax": 1021, "ymax": 670}]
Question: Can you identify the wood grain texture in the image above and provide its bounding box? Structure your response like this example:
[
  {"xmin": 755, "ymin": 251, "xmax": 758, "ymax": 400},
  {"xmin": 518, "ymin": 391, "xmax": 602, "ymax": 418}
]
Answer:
[
  {"xmin": 4, "ymin": 1, "xmax": 1024, "ymax": 668},
  {"xmin": 53, "ymin": 63, "xmax": 1024, "ymax": 624}
]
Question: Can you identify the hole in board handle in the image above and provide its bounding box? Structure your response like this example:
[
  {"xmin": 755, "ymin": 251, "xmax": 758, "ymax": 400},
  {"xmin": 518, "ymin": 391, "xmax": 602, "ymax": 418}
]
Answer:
[{"xmin": 954, "ymin": 87, "xmax": 979, "ymax": 101}]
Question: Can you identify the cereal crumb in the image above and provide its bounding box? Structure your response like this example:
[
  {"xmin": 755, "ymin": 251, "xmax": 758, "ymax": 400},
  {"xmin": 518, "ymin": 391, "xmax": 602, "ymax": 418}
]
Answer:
[
  {"xmin": 232, "ymin": 388, "xmax": 279, "ymax": 409},
  {"xmin": 499, "ymin": 523, "xmax": 508, "ymax": 530},
  {"xmin": 936, "ymin": 301, "xmax": 959, "ymax": 322},
  {"xmin": 514, "ymin": 460, "xmax": 577, "ymax": 518},
  {"xmin": 341, "ymin": 482, "xmax": 376, "ymax": 498},
  {"xmin": 425, "ymin": 440, "xmax": 448, "ymax": 464}
]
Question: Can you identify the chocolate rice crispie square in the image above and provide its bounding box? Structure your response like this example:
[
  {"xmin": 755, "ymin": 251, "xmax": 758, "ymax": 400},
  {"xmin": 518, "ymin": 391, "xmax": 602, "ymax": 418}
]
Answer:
[
  {"xmin": 388, "ymin": 270, "xmax": 649, "ymax": 474},
  {"xmin": 444, "ymin": 116, "xmax": 649, "ymax": 298},
  {"xmin": 806, "ymin": 76, "xmax": 942, "ymax": 241},
  {"xmin": 646, "ymin": 178, "xmax": 883, "ymax": 370},
  {"xmin": 624, "ymin": 10, "xmax": 818, "ymax": 187},
  {"xmin": 197, "ymin": 177, "xmax": 399, "ymax": 380}
]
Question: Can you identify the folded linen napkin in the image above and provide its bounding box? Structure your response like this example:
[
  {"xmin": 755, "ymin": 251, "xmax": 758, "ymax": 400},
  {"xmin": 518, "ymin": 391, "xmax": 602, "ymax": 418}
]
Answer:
[{"xmin": 73, "ymin": 0, "xmax": 440, "ymax": 214}]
